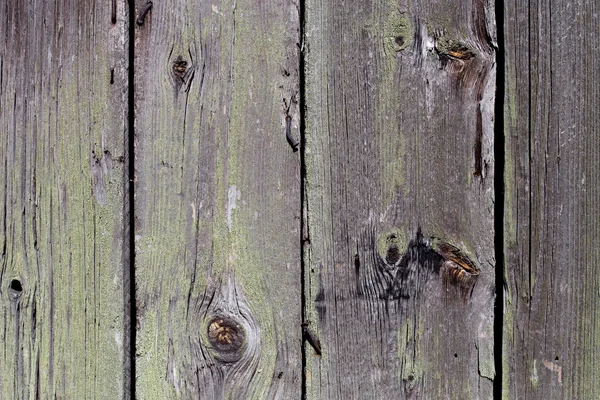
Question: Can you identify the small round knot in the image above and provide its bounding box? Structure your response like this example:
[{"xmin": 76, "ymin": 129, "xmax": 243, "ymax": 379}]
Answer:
[
  {"xmin": 207, "ymin": 316, "xmax": 245, "ymax": 362},
  {"xmin": 173, "ymin": 56, "xmax": 188, "ymax": 78}
]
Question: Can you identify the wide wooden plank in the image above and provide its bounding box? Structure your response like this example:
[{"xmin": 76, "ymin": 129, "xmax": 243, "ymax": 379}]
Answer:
[
  {"xmin": 303, "ymin": 0, "xmax": 497, "ymax": 398},
  {"xmin": 133, "ymin": 0, "xmax": 302, "ymax": 398},
  {"xmin": 503, "ymin": 1, "xmax": 600, "ymax": 398},
  {"xmin": 0, "ymin": 1, "xmax": 130, "ymax": 398}
]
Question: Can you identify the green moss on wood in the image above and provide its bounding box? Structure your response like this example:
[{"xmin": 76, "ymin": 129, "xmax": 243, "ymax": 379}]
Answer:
[
  {"xmin": 396, "ymin": 316, "xmax": 424, "ymax": 390},
  {"xmin": 383, "ymin": 11, "xmax": 414, "ymax": 55}
]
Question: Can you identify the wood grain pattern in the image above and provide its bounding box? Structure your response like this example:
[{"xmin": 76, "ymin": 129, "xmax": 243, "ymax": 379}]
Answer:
[
  {"xmin": 133, "ymin": 0, "xmax": 302, "ymax": 397},
  {"xmin": 303, "ymin": 0, "xmax": 497, "ymax": 398},
  {"xmin": 503, "ymin": 1, "xmax": 600, "ymax": 398},
  {"xmin": 0, "ymin": 1, "xmax": 129, "ymax": 398}
]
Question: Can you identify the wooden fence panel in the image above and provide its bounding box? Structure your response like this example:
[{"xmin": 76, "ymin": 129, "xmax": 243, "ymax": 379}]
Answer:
[
  {"xmin": 133, "ymin": 0, "xmax": 302, "ymax": 398},
  {"xmin": 303, "ymin": 0, "xmax": 497, "ymax": 398},
  {"xmin": 503, "ymin": 1, "xmax": 600, "ymax": 398},
  {"xmin": 0, "ymin": 1, "xmax": 130, "ymax": 398},
  {"xmin": 5, "ymin": 0, "xmax": 599, "ymax": 398}
]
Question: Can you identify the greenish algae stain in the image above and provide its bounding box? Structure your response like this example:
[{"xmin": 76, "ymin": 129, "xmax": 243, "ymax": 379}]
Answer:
[
  {"xmin": 57, "ymin": 69, "xmax": 125, "ymax": 399},
  {"xmin": 206, "ymin": 2, "xmax": 297, "ymax": 397},
  {"xmin": 502, "ymin": 303, "xmax": 514, "ymax": 399},
  {"xmin": 377, "ymin": 8, "xmax": 414, "ymax": 205},
  {"xmin": 227, "ymin": 17, "xmax": 279, "ymax": 399},
  {"xmin": 478, "ymin": 322, "xmax": 496, "ymax": 382},
  {"xmin": 135, "ymin": 11, "xmax": 217, "ymax": 395},
  {"xmin": 383, "ymin": 11, "xmax": 414, "ymax": 55},
  {"xmin": 397, "ymin": 315, "xmax": 424, "ymax": 391},
  {"xmin": 8, "ymin": 46, "xmax": 128, "ymax": 397},
  {"xmin": 505, "ymin": 57, "xmax": 518, "ymax": 129}
]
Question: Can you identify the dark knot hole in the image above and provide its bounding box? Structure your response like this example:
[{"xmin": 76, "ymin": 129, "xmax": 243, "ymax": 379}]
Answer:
[{"xmin": 10, "ymin": 279, "xmax": 22, "ymax": 293}]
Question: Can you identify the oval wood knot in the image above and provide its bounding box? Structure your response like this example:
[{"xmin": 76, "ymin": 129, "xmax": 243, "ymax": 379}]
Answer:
[
  {"xmin": 432, "ymin": 240, "xmax": 480, "ymax": 291},
  {"xmin": 173, "ymin": 56, "xmax": 188, "ymax": 78},
  {"xmin": 207, "ymin": 316, "xmax": 246, "ymax": 362},
  {"xmin": 376, "ymin": 229, "xmax": 407, "ymax": 268}
]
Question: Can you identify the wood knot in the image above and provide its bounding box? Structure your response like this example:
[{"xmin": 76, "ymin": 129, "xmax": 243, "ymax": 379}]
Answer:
[
  {"xmin": 383, "ymin": 11, "xmax": 413, "ymax": 55},
  {"xmin": 435, "ymin": 38, "xmax": 475, "ymax": 61},
  {"xmin": 432, "ymin": 240, "xmax": 480, "ymax": 293},
  {"xmin": 9, "ymin": 279, "xmax": 23, "ymax": 301},
  {"xmin": 172, "ymin": 56, "xmax": 188, "ymax": 79},
  {"xmin": 394, "ymin": 36, "xmax": 405, "ymax": 48},
  {"xmin": 386, "ymin": 238, "xmax": 401, "ymax": 265},
  {"xmin": 376, "ymin": 229, "xmax": 407, "ymax": 267},
  {"xmin": 207, "ymin": 316, "xmax": 246, "ymax": 362}
]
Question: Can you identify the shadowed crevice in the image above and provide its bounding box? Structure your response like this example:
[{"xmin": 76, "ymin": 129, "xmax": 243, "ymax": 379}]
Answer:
[
  {"xmin": 493, "ymin": 0, "xmax": 506, "ymax": 398},
  {"xmin": 125, "ymin": 1, "xmax": 137, "ymax": 398},
  {"xmin": 298, "ymin": 0, "xmax": 308, "ymax": 398}
]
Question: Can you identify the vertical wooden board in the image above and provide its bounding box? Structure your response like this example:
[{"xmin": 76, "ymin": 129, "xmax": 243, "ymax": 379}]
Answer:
[
  {"xmin": 0, "ymin": 1, "xmax": 129, "ymax": 398},
  {"xmin": 133, "ymin": 0, "xmax": 302, "ymax": 398},
  {"xmin": 503, "ymin": 1, "xmax": 600, "ymax": 398},
  {"xmin": 304, "ymin": 0, "xmax": 497, "ymax": 398}
]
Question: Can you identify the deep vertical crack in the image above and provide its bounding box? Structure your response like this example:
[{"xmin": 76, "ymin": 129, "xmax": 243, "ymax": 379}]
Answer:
[
  {"xmin": 125, "ymin": 0, "xmax": 136, "ymax": 398},
  {"xmin": 298, "ymin": 0, "xmax": 307, "ymax": 398},
  {"xmin": 493, "ymin": 0, "xmax": 506, "ymax": 398}
]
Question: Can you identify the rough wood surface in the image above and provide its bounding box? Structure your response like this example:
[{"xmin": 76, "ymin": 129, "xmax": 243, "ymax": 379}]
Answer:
[
  {"xmin": 133, "ymin": 0, "xmax": 302, "ymax": 398},
  {"xmin": 503, "ymin": 1, "xmax": 600, "ymax": 398},
  {"xmin": 0, "ymin": 1, "xmax": 129, "ymax": 398},
  {"xmin": 303, "ymin": 0, "xmax": 497, "ymax": 398}
]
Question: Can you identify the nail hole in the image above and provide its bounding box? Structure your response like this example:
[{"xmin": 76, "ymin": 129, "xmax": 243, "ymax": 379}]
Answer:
[
  {"xmin": 454, "ymin": 353, "xmax": 458, "ymax": 358},
  {"xmin": 555, "ymin": 356, "xmax": 559, "ymax": 361}
]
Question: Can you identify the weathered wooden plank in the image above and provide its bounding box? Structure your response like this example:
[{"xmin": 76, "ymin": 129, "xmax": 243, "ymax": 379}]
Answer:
[
  {"xmin": 503, "ymin": 1, "xmax": 600, "ymax": 398},
  {"xmin": 303, "ymin": 0, "xmax": 497, "ymax": 398},
  {"xmin": 0, "ymin": 1, "xmax": 130, "ymax": 398},
  {"xmin": 133, "ymin": 0, "xmax": 302, "ymax": 398}
]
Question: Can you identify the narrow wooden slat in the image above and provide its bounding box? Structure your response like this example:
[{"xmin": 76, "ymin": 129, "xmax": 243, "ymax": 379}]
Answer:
[
  {"xmin": 303, "ymin": 0, "xmax": 497, "ymax": 398},
  {"xmin": 133, "ymin": 0, "xmax": 302, "ymax": 397},
  {"xmin": 503, "ymin": 1, "xmax": 600, "ymax": 397},
  {"xmin": 0, "ymin": 1, "xmax": 129, "ymax": 398}
]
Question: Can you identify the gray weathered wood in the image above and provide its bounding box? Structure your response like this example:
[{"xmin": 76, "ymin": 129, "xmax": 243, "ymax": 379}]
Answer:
[
  {"xmin": 303, "ymin": 0, "xmax": 497, "ymax": 398},
  {"xmin": 503, "ymin": 1, "xmax": 600, "ymax": 398},
  {"xmin": 0, "ymin": 1, "xmax": 130, "ymax": 398},
  {"xmin": 133, "ymin": 0, "xmax": 302, "ymax": 398}
]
